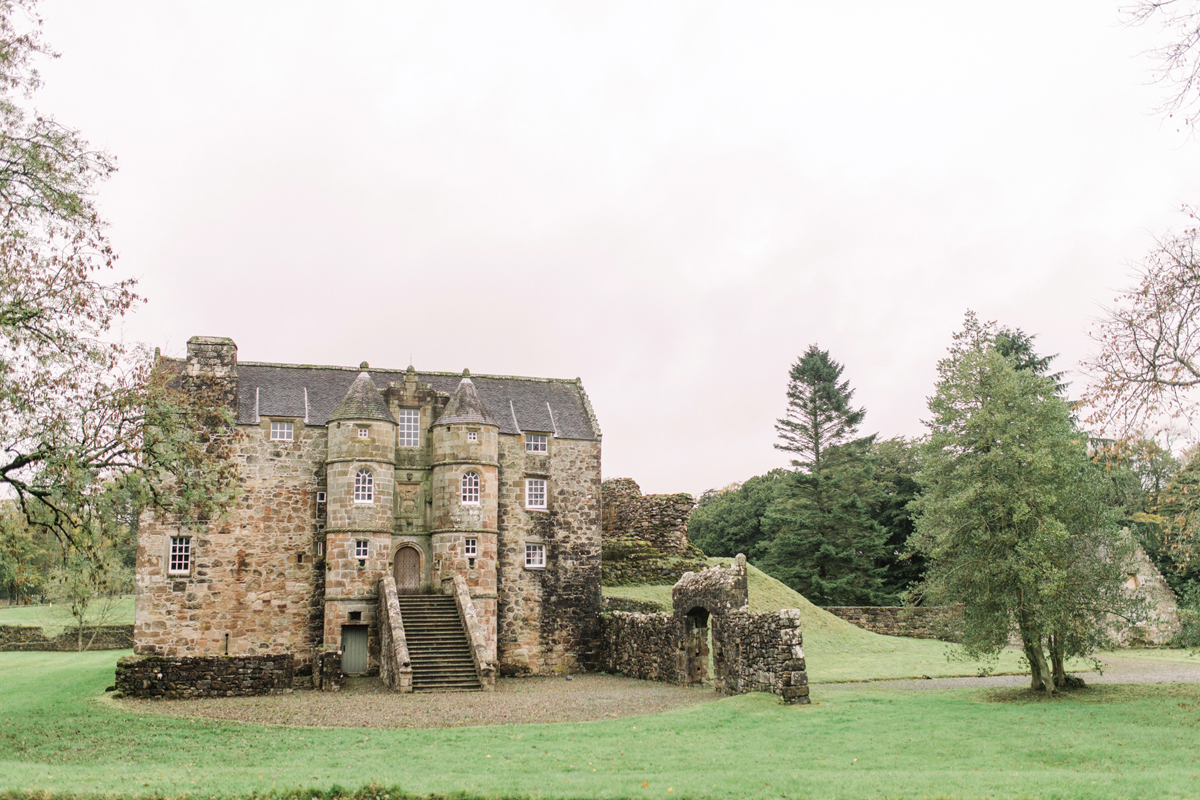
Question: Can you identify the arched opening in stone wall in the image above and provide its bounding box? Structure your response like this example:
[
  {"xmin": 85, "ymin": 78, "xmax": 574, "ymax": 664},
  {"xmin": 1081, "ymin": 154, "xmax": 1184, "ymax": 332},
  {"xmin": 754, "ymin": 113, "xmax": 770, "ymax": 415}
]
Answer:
[
  {"xmin": 393, "ymin": 545, "xmax": 422, "ymax": 594},
  {"xmin": 683, "ymin": 606, "xmax": 711, "ymax": 685}
]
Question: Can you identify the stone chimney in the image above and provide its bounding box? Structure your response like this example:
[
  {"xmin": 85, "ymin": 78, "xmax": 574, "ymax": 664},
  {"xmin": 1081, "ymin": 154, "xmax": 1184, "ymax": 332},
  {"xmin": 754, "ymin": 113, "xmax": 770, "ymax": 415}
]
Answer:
[{"xmin": 183, "ymin": 336, "xmax": 238, "ymax": 412}]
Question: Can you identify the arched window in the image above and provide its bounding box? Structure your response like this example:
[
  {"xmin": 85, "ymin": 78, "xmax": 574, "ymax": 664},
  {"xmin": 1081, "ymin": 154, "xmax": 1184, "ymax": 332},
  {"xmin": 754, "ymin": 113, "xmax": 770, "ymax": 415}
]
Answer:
[
  {"xmin": 354, "ymin": 469, "xmax": 373, "ymax": 503},
  {"xmin": 461, "ymin": 471, "xmax": 480, "ymax": 505}
]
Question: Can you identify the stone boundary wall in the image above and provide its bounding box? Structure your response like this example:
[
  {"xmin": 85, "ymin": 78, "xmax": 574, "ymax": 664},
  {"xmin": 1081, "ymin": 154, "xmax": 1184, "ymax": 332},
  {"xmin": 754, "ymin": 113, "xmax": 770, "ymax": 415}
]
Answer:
[
  {"xmin": 114, "ymin": 653, "xmax": 295, "ymax": 699},
  {"xmin": 314, "ymin": 649, "xmax": 343, "ymax": 692},
  {"xmin": 377, "ymin": 577, "xmax": 412, "ymax": 693},
  {"xmin": 721, "ymin": 609, "xmax": 808, "ymax": 703},
  {"xmin": 822, "ymin": 606, "xmax": 961, "ymax": 641},
  {"xmin": 598, "ymin": 611, "xmax": 678, "ymax": 683},
  {"xmin": 1, "ymin": 624, "xmax": 134, "ymax": 652}
]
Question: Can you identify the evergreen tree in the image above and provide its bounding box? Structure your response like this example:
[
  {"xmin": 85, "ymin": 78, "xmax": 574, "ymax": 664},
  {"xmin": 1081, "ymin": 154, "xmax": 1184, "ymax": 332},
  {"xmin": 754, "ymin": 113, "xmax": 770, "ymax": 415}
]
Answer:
[
  {"xmin": 869, "ymin": 436, "xmax": 926, "ymax": 599},
  {"xmin": 689, "ymin": 470, "xmax": 785, "ymax": 561},
  {"xmin": 761, "ymin": 346, "xmax": 890, "ymax": 605}
]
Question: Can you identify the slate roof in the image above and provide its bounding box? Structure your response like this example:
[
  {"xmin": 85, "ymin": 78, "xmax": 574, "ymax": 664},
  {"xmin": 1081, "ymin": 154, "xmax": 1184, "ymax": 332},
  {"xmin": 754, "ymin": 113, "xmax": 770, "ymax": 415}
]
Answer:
[
  {"xmin": 434, "ymin": 375, "xmax": 499, "ymax": 427},
  {"xmin": 328, "ymin": 371, "xmax": 397, "ymax": 424},
  {"xmin": 230, "ymin": 361, "xmax": 600, "ymax": 440}
]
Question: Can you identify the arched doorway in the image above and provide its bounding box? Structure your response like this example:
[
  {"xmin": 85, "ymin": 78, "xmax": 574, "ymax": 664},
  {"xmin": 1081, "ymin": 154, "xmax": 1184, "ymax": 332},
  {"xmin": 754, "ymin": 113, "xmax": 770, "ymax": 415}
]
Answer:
[
  {"xmin": 393, "ymin": 545, "xmax": 422, "ymax": 594},
  {"xmin": 683, "ymin": 607, "xmax": 711, "ymax": 685}
]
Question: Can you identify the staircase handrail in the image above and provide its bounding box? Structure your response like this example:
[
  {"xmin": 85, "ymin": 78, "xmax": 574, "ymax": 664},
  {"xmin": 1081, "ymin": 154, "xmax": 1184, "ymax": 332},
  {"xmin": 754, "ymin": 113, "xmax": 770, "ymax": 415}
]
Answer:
[
  {"xmin": 446, "ymin": 572, "xmax": 496, "ymax": 690},
  {"xmin": 378, "ymin": 576, "xmax": 413, "ymax": 692}
]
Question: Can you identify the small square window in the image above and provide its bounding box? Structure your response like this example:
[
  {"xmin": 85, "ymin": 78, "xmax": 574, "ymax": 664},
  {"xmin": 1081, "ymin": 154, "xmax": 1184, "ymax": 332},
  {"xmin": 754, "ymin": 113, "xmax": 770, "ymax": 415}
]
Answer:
[
  {"xmin": 464, "ymin": 537, "xmax": 477, "ymax": 558},
  {"xmin": 467, "ymin": 431, "xmax": 478, "ymax": 442},
  {"xmin": 525, "ymin": 434, "xmax": 547, "ymax": 452},
  {"xmin": 355, "ymin": 540, "xmax": 369, "ymax": 559},
  {"xmin": 357, "ymin": 427, "xmax": 369, "ymax": 439},
  {"xmin": 525, "ymin": 478, "xmax": 547, "ymax": 510},
  {"xmin": 168, "ymin": 536, "xmax": 191, "ymax": 575},
  {"xmin": 270, "ymin": 421, "xmax": 294, "ymax": 441},
  {"xmin": 349, "ymin": 611, "xmax": 362, "ymax": 622},
  {"xmin": 316, "ymin": 491, "xmax": 327, "ymax": 504},
  {"xmin": 525, "ymin": 543, "xmax": 545, "ymax": 569}
]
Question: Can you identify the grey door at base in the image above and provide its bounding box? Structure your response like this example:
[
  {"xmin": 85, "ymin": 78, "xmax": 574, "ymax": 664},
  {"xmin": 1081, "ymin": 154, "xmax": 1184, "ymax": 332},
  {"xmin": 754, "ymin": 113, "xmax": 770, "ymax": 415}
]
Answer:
[{"xmin": 341, "ymin": 625, "xmax": 368, "ymax": 674}]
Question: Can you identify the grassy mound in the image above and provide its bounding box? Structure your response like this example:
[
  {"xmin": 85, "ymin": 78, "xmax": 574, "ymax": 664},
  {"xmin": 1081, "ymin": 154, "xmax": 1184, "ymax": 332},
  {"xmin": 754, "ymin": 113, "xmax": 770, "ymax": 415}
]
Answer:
[{"xmin": 602, "ymin": 559, "xmax": 1060, "ymax": 683}]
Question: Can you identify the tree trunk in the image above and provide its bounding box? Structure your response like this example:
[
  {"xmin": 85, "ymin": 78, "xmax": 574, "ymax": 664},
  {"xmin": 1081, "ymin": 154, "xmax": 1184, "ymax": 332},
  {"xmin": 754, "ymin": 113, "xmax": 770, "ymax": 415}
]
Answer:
[
  {"xmin": 1018, "ymin": 615, "xmax": 1055, "ymax": 696},
  {"xmin": 1049, "ymin": 633, "xmax": 1066, "ymax": 688}
]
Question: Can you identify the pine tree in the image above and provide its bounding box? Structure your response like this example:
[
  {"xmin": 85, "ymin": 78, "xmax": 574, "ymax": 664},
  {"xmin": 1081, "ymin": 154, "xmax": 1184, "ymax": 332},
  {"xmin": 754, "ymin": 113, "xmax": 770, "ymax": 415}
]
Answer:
[{"xmin": 761, "ymin": 346, "xmax": 890, "ymax": 605}]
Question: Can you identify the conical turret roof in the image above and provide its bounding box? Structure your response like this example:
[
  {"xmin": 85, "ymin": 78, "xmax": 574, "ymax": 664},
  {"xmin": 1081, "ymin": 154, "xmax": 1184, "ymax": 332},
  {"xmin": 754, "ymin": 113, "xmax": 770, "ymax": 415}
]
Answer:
[
  {"xmin": 327, "ymin": 370, "xmax": 396, "ymax": 424},
  {"xmin": 434, "ymin": 371, "xmax": 498, "ymax": 426}
]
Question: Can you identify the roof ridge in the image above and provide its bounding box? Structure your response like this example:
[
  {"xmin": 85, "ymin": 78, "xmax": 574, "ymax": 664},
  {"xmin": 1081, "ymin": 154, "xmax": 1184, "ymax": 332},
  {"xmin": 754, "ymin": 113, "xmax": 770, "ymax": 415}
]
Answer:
[{"xmin": 238, "ymin": 361, "xmax": 580, "ymax": 383}]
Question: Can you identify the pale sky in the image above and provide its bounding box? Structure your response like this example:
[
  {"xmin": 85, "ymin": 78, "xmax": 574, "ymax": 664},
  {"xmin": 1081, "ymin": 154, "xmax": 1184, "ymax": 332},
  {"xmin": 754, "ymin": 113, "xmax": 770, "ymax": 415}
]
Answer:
[{"xmin": 33, "ymin": 1, "xmax": 1200, "ymax": 496}]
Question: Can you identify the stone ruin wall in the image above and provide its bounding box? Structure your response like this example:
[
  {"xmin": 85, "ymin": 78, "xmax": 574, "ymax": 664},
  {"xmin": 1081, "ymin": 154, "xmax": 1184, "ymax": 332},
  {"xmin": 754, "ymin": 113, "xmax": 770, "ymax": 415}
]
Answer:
[
  {"xmin": 1, "ymin": 624, "xmax": 133, "ymax": 652},
  {"xmin": 598, "ymin": 557, "xmax": 810, "ymax": 704},
  {"xmin": 822, "ymin": 606, "xmax": 962, "ymax": 641},
  {"xmin": 600, "ymin": 478, "xmax": 708, "ymax": 585}
]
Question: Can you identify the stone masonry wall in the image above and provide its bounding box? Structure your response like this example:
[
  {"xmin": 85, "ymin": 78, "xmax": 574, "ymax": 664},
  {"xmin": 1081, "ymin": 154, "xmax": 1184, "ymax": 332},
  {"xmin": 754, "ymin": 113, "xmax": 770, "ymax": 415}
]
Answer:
[
  {"xmin": 496, "ymin": 435, "xmax": 601, "ymax": 675},
  {"xmin": 597, "ymin": 611, "xmax": 679, "ymax": 683},
  {"xmin": 721, "ymin": 609, "xmax": 809, "ymax": 703},
  {"xmin": 135, "ymin": 422, "xmax": 326, "ymax": 668},
  {"xmin": 114, "ymin": 653, "xmax": 294, "ymax": 699},
  {"xmin": 822, "ymin": 606, "xmax": 962, "ymax": 641},
  {"xmin": 600, "ymin": 478, "xmax": 708, "ymax": 586},
  {"xmin": 0, "ymin": 624, "xmax": 133, "ymax": 651}
]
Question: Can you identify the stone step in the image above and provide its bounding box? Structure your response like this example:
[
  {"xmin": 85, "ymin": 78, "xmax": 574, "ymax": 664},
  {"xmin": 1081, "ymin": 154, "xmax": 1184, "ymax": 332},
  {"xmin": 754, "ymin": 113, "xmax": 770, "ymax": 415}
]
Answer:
[{"xmin": 397, "ymin": 596, "xmax": 482, "ymax": 693}]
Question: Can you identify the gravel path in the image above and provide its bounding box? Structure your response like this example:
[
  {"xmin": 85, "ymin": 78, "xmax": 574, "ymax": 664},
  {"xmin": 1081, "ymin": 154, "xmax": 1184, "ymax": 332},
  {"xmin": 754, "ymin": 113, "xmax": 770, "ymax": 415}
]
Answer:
[
  {"xmin": 818, "ymin": 654, "xmax": 1200, "ymax": 692},
  {"xmin": 113, "ymin": 673, "xmax": 722, "ymax": 729}
]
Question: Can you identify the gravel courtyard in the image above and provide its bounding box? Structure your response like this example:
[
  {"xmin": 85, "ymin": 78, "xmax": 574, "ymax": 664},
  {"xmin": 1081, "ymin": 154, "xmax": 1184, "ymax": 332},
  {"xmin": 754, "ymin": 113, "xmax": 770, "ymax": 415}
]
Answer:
[{"xmin": 113, "ymin": 673, "xmax": 722, "ymax": 729}]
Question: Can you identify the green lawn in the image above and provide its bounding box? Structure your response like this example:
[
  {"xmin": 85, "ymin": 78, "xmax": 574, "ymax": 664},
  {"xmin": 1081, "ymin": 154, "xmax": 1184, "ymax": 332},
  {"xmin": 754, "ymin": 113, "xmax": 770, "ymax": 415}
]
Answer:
[
  {"xmin": 0, "ymin": 596, "xmax": 134, "ymax": 637},
  {"xmin": 605, "ymin": 561, "xmax": 1077, "ymax": 683},
  {"xmin": 3, "ymin": 651, "xmax": 1200, "ymax": 799}
]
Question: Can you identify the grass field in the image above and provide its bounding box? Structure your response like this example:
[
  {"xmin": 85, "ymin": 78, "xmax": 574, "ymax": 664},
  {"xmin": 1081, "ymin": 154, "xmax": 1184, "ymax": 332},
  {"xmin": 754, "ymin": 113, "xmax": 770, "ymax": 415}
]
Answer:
[
  {"xmin": 2, "ymin": 651, "xmax": 1199, "ymax": 799},
  {"xmin": 0, "ymin": 596, "xmax": 135, "ymax": 637},
  {"xmin": 603, "ymin": 561, "xmax": 1078, "ymax": 683}
]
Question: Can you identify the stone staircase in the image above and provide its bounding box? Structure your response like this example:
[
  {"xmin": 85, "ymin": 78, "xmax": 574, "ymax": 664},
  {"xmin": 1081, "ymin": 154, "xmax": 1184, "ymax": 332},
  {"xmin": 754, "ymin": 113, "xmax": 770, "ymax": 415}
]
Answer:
[{"xmin": 395, "ymin": 595, "xmax": 482, "ymax": 692}]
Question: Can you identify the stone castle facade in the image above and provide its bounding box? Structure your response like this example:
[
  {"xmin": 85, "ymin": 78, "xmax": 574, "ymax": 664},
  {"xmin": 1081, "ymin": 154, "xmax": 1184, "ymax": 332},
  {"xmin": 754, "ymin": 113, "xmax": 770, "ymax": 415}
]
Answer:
[{"xmin": 133, "ymin": 336, "xmax": 603, "ymax": 683}]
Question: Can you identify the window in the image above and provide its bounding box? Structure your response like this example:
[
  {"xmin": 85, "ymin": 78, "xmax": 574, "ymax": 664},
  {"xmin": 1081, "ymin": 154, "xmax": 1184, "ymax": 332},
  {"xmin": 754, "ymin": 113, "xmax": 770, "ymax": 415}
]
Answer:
[
  {"xmin": 461, "ymin": 471, "xmax": 480, "ymax": 504},
  {"xmin": 355, "ymin": 540, "xmax": 369, "ymax": 559},
  {"xmin": 464, "ymin": 537, "xmax": 477, "ymax": 558},
  {"xmin": 354, "ymin": 469, "xmax": 374, "ymax": 503},
  {"xmin": 397, "ymin": 409, "xmax": 420, "ymax": 447},
  {"xmin": 270, "ymin": 421, "xmax": 294, "ymax": 441},
  {"xmin": 168, "ymin": 537, "xmax": 191, "ymax": 575},
  {"xmin": 467, "ymin": 431, "xmax": 478, "ymax": 442},
  {"xmin": 525, "ymin": 543, "xmax": 545, "ymax": 569},
  {"xmin": 316, "ymin": 491, "xmax": 327, "ymax": 504},
  {"xmin": 525, "ymin": 433, "xmax": 547, "ymax": 452},
  {"xmin": 357, "ymin": 426, "xmax": 369, "ymax": 439},
  {"xmin": 525, "ymin": 478, "xmax": 547, "ymax": 509},
  {"xmin": 317, "ymin": 541, "xmax": 324, "ymax": 557}
]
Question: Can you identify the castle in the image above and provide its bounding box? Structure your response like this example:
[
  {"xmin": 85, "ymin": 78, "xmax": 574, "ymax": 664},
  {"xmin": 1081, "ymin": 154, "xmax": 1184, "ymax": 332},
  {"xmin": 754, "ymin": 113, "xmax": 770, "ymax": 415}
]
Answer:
[{"xmin": 132, "ymin": 336, "xmax": 603, "ymax": 689}]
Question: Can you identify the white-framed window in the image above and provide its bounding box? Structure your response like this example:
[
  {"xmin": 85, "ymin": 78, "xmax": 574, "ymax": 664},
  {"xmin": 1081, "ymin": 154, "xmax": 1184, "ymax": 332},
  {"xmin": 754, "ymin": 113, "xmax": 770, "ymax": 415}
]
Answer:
[
  {"xmin": 467, "ymin": 430, "xmax": 478, "ymax": 442},
  {"xmin": 270, "ymin": 420, "xmax": 294, "ymax": 441},
  {"xmin": 525, "ymin": 543, "xmax": 546, "ymax": 569},
  {"xmin": 168, "ymin": 536, "xmax": 191, "ymax": 575},
  {"xmin": 316, "ymin": 491, "xmax": 327, "ymax": 504},
  {"xmin": 357, "ymin": 426, "xmax": 369, "ymax": 439},
  {"xmin": 354, "ymin": 469, "xmax": 374, "ymax": 503},
  {"xmin": 355, "ymin": 540, "xmax": 369, "ymax": 559},
  {"xmin": 525, "ymin": 478, "xmax": 547, "ymax": 509},
  {"xmin": 397, "ymin": 409, "xmax": 420, "ymax": 447},
  {"xmin": 464, "ymin": 537, "xmax": 477, "ymax": 558},
  {"xmin": 317, "ymin": 541, "xmax": 324, "ymax": 557},
  {"xmin": 461, "ymin": 471, "xmax": 480, "ymax": 504},
  {"xmin": 525, "ymin": 433, "xmax": 547, "ymax": 452}
]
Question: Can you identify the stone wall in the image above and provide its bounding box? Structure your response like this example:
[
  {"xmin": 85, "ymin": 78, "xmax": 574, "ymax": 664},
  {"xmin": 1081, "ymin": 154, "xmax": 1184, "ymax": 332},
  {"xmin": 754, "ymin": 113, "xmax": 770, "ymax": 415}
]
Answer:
[
  {"xmin": 0, "ymin": 624, "xmax": 134, "ymax": 652},
  {"xmin": 377, "ymin": 577, "xmax": 412, "ymax": 692},
  {"xmin": 600, "ymin": 478, "xmax": 708, "ymax": 586},
  {"xmin": 822, "ymin": 606, "xmax": 962, "ymax": 641},
  {"xmin": 1117, "ymin": 544, "xmax": 1182, "ymax": 647},
  {"xmin": 495, "ymin": 435, "xmax": 602, "ymax": 675},
  {"xmin": 598, "ymin": 557, "xmax": 809, "ymax": 704},
  {"xmin": 114, "ymin": 653, "xmax": 294, "ymax": 699}
]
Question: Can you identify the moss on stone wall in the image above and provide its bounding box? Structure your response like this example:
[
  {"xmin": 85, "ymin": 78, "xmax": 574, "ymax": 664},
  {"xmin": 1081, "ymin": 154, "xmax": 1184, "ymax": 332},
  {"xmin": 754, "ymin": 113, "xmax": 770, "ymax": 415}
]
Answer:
[{"xmin": 600, "ymin": 479, "xmax": 708, "ymax": 586}]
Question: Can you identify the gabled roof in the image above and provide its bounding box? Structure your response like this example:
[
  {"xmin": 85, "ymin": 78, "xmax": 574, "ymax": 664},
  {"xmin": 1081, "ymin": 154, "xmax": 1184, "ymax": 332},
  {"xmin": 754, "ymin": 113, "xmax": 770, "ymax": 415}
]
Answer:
[
  {"xmin": 228, "ymin": 361, "xmax": 600, "ymax": 440},
  {"xmin": 434, "ymin": 373, "xmax": 498, "ymax": 427},
  {"xmin": 328, "ymin": 371, "xmax": 396, "ymax": 424}
]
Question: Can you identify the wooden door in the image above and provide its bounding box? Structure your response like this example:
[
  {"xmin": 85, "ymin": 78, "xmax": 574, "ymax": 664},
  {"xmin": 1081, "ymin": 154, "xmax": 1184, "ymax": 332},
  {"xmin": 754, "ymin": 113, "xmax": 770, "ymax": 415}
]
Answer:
[
  {"xmin": 393, "ymin": 546, "xmax": 421, "ymax": 594},
  {"xmin": 341, "ymin": 625, "xmax": 368, "ymax": 674}
]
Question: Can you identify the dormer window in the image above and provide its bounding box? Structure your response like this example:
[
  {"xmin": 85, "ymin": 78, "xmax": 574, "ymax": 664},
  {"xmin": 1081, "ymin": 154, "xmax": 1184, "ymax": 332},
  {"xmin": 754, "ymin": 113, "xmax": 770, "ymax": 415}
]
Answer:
[
  {"xmin": 461, "ymin": 471, "xmax": 480, "ymax": 505},
  {"xmin": 525, "ymin": 434, "xmax": 547, "ymax": 452},
  {"xmin": 354, "ymin": 469, "xmax": 374, "ymax": 503}
]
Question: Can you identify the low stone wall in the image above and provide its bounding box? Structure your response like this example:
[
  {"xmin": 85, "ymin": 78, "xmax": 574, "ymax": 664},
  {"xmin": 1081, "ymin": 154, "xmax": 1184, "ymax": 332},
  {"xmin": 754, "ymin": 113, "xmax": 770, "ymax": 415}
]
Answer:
[
  {"xmin": 314, "ymin": 649, "xmax": 343, "ymax": 692},
  {"xmin": 114, "ymin": 653, "xmax": 295, "ymax": 699},
  {"xmin": 722, "ymin": 609, "xmax": 808, "ymax": 703},
  {"xmin": 1, "ymin": 624, "xmax": 134, "ymax": 652},
  {"xmin": 598, "ymin": 611, "xmax": 679, "ymax": 683},
  {"xmin": 601, "ymin": 596, "xmax": 665, "ymax": 614},
  {"xmin": 822, "ymin": 606, "xmax": 961, "ymax": 641}
]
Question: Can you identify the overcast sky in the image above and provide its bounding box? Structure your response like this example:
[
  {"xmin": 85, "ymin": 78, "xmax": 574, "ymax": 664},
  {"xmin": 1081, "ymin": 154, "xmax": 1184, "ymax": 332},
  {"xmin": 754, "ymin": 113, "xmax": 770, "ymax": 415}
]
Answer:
[{"xmin": 31, "ymin": 1, "xmax": 1200, "ymax": 495}]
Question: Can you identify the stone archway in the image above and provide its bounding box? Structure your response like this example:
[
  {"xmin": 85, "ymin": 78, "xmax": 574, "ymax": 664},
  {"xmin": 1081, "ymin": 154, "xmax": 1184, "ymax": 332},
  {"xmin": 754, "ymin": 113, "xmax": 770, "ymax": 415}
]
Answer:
[{"xmin": 393, "ymin": 545, "xmax": 422, "ymax": 594}]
